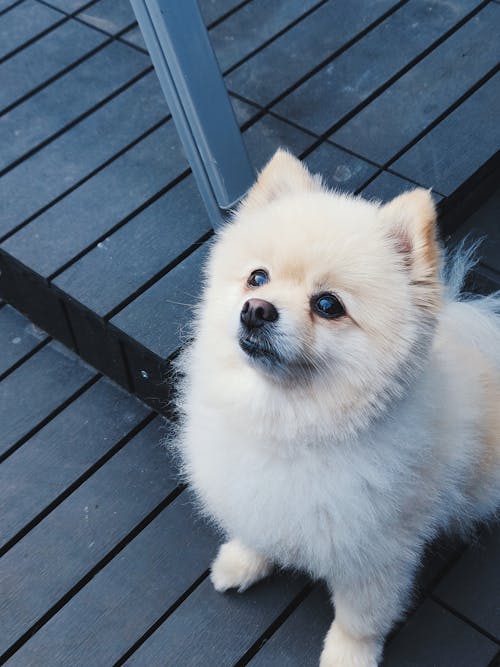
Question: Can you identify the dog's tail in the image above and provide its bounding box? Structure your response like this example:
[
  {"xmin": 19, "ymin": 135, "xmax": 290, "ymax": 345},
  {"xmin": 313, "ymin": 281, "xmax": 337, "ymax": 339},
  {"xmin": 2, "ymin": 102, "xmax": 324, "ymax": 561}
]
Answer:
[{"xmin": 442, "ymin": 237, "xmax": 500, "ymax": 369}]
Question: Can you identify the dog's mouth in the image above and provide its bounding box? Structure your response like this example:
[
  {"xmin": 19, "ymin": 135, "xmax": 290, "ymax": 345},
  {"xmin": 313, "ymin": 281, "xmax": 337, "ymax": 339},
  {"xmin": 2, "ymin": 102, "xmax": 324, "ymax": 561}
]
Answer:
[
  {"xmin": 238, "ymin": 333, "xmax": 317, "ymax": 383},
  {"xmin": 238, "ymin": 336, "xmax": 278, "ymax": 361}
]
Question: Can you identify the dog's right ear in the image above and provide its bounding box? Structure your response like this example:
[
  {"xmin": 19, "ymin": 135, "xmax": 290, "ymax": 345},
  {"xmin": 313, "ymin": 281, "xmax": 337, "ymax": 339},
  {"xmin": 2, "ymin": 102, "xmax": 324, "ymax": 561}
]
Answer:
[{"xmin": 240, "ymin": 149, "xmax": 321, "ymax": 211}]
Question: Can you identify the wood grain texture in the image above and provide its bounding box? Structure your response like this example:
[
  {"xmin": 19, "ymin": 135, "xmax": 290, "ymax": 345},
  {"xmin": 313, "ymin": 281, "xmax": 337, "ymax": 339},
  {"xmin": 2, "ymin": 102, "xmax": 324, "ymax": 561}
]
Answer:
[
  {"xmin": 0, "ymin": 377, "xmax": 149, "ymax": 549},
  {"xmin": 0, "ymin": 18, "xmax": 105, "ymax": 111},
  {"xmin": 7, "ymin": 494, "xmax": 218, "ymax": 666},
  {"xmin": 0, "ymin": 341, "xmax": 94, "ymax": 458},
  {"xmin": 273, "ymin": 0, "xmax": 481, "ymax": 134}
]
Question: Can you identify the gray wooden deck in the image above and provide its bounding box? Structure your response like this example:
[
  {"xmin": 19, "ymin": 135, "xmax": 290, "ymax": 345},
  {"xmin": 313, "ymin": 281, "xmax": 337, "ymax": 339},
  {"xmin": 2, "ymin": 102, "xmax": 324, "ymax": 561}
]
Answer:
[{"xmin": 0, "ymin": 0, "xmax": 499, "ymax": 664}]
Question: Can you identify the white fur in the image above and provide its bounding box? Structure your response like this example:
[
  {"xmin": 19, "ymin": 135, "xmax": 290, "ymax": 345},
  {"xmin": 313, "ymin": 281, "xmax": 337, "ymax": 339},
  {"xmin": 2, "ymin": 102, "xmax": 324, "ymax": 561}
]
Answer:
[
  {"xmin": 210, "ymin": 539, "xmax": 273, "ymax": 592},
  {"xmin": 172, "ymin": 151, "xmax": 500, "ymax": 666}
]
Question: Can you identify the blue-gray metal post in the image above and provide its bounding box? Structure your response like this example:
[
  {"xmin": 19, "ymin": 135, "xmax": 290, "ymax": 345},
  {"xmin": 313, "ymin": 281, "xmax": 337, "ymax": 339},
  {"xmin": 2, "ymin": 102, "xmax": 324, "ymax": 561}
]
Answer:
[{"xmin": 130, "ymin": 0, "xmax": 256, "ymax": 227}]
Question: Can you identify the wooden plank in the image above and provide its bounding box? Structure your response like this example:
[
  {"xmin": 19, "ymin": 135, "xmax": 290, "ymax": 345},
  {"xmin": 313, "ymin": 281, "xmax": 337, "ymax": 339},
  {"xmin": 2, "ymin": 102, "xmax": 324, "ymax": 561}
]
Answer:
[
  {"xmin": 43, "ymin": 0, "xmax": 91, "ymax": 11},
  {"xmin": 0, "ymin": 304, "xmax": 47, "ymax": 376},
  {"xmin": 0, "ymin": 0, "xmax": 20, "ymax": 12},
  {"xmin": 0, "ymin": 0, "xmax": 62, "ymax": 60},
  {"xmin": 0, "ymin": 41, "xmax": 150, "ymax": 171},
  {"xmin": 0, "ymin": 249, "xmax": 77, "ymax": 348},
  {"xmin": 450, "ymin": 186, "xmax": 500, "ymax": 275},
  {"xmin": 248, "ymin": 585, "xmax": 333, "ymax": 667},
  {"xmin": 6, "ymin": 494, "xmax": 218, "ymax": 666},
  {"xmin": 0, "ymin": 18, "xmax": 105, "ymax": 111},
  {"xmin": 304, "ymin": 141, "xmax": 377, "ymax": 192},
  {"xmin": 125, "ymin": 574, "xmax": 308, "ymax": 666},
  {"xmin": 273, "ymin": 0, "xmax": 481, "ymax": 134},
  {"xmin": 434, "ymin": 525, "xmax": 500, "ymax": 640},
  {"xmin": 226, "ymin": 0, "xmax": 398, "ymax": 106},
  {"xmin": 2, "ymin": 120, "xmax": 185, "ymax": 276},
  {"xmin": 53, "ymin": 176, "xmax": 211, "ymax": 316},
  {"xmin": 0, "ymin": 416, "xmax": 179, "ymax": 656},
  {"xmin": 75, "ymin": 0, "xmax": 136, "ymax": 34},
  {"xmin": 240, "ymin": 111, "xmax": 313, "ymax": 170},
  {"xmin": 230, "ymin": 94, "xmax": 261, "ymax": 125},
  {"xmin": 332, "ymin": 5, "xmax": 500, "ymax": 164},
  {"xmin": 121, "ymin": 25, "xmax": 146, "ymax": 50},
  {"xmin": 391, "ymin": 74, "xmax": 500, "ymax": 196},
  {"xmin": 360, "ymin": 170, "xmax": 443, "ymax": 202},
  {"xmin": 0, "ymin": 377, "xmax": 149, "ymax": 550},
  {"xmin": 0, "ymin": 71, "xmax": 168, "ymax": 239},
  {"xmin": 198, "ymin": 0, "xmax": 244, "ymax": 26},
  {"xmin": 111, "ymin": 243, "xmax": 209, "ymax": 361},
  {"xmin": 0, "ymin": 341, "xmax": 95, "ymax": 458},
  {"xmin": 121, "ymin": 0, "xmax": 292, "ymax": 56},
  {"xmin": 209, "ymin": 0, "xmax": 319, "ymax": 72},
  {"xmin": 383, "ymin": 599, "xmax": 498, "ymax": 666}
]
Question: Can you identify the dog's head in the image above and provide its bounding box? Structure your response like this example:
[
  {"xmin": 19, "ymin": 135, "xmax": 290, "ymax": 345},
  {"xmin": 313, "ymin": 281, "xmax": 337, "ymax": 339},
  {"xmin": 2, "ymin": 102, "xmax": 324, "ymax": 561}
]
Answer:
[{"xmin": 199, "ymin": 150, "xmax": 442, "ymax": 423}]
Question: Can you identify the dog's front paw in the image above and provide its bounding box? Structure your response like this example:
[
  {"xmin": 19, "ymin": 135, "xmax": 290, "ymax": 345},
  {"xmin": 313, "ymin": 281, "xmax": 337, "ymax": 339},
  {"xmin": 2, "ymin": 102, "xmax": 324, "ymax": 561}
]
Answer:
[
  {"xmin": 320, "ymin": 623, "xmax": 380, "ymax": 667},
  {"xmin": 210, "ymin": 539, "xmax": 273, "ymax": 593}
]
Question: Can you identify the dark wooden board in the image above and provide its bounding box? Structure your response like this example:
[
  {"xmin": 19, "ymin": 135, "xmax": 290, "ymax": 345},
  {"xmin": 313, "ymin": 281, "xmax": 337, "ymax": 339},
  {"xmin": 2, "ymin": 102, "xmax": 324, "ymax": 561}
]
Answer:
[
  {"xmin": 273, "ymin": 0, "xmax": 481, "ymax": 134},
  {"xmin": 55, "ymin": 294, "xmax": 133, "ymax": 389},
  {"xmin": 0, "ymin": 377, "xmax": 149, "ymax": 549},
  {"xmin": 76, "ymin": 0, "xmax": 136, "ymax": 35},
  {"xmin": 121, "ymin": 25, "xmax": 146, "ymax": 50},
  {"xmin": 117, "ymin": 338, "xmax": 172, "ymax": 413},
  {"xmin": 111, "ymin": 243, "xmax": 209, "ymax": 361},
  {"xmin": 0, "ymin": 71, "xmax": 168, "ymax": 239},
  {"xmin": 7, "ymin": 495, "xmax": 218, "ymax": 666},
  {"xmin": 382, "ymin": 599, "xmax": 498, "ymax": 666},
  {"xmin": 0, "ymin": 416, "xmax": 177, "ymax": 655},
  {"xmin": 434, "ymin": 524, "xmax": 500, "ymax": 640},
  {"xmin": 2, "ymin": 119, "xmax": 186, "ymax": 277},
  {"xmin": 53, "ymin": 176, "xmax": 210, "ymax": 316},
  {"xmin": 470, "ymin": 265, "xmax": 500, "ymax": 295},
  {"xmin": 198, "ymin": 0, "xmax": 247, "ymax": 26},
  {"xmin": 391, "ymin": 74, "xmax": 500, "ymax": 196},
  {"xmin": 304, "ymin": 141, "xmax": 377, "ymax": 192},
  {"xmin": 0, "ymin": 0, "xmax": 62, "ymax": 60},
  {"xmin": 0, "ymin": 304, "xmax": 47, "ymax": 376},
  {"xmin": 209, "ymin": 0, "xmax": 318, "ymax": 72},
  {"xmin": 0, "ymin": 250, "xmax": 76, "ymax": 348},
  {"xmin": 241, "ymin": 110, "xmax": 313, "ymax": 169},
  {"xmin": 226, "ymin": 0, "xmax": 398, "ymax": 106},
  {"xmin": 0, "ymin": 17, "xmax": 105, "ymax": 111},
  {"xmin": 0, "ymin": 40, "xmax": 149, "ymax": 171},
  {"xmin": 360, "ymin": 170, "xmax": 435, "ymax": 202},
  {"xmin": 414, "ymin": 534, "xmax": 466, "ymax": 593},
  {"xmin": 0, "ymin": 0, "xmax": 20, "ymax": 13},
  {"xmin": 442, "ymin": 183, "xmax": 500, "ymax": 274},
  {"xmin": 122, "ymin": 0, "xmax": 280, "ymax": 56},
  {"xmin": 125, "ymin": 574, "xmax": 309, "ymax": 667},
  {"xmin": 0, "ymin": 341, "xmax": 95, "ymax": 458},
  {"xmin": 331, "ymin": 5, "xmax": 500, "ymax": 164},
  {"xmin": 43, "ymin": 0, "xmax": 91, "ymax": 11},
  {"xmin": 248, "ymin": 585, "xmax": 333, "ymax": 667}
]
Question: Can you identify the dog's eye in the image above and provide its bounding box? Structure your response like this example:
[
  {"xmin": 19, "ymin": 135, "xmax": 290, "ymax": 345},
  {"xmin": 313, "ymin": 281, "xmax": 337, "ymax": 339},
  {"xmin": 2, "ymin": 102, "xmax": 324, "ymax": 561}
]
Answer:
[
  {"xmin": 313, "ymin": 293, "xmax": 345, "ymax": 319},
  {"xmin": 247, "ymin": 269, "xmax": 269, "ymax": 288}
]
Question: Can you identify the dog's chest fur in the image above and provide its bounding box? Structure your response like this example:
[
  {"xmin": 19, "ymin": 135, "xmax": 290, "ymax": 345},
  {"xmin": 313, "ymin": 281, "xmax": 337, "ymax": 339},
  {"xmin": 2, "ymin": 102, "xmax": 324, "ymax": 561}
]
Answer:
[{"xmin": 181, "ymin": 397, "xmax": 439, "ymax": 581}]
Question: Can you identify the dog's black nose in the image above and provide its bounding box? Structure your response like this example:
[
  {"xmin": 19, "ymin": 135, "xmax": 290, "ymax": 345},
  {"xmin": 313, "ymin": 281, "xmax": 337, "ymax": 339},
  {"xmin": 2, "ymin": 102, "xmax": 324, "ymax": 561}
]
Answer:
[{"xmin": 241, "ymin": 298, "xmax": 278, "ymax": 328}]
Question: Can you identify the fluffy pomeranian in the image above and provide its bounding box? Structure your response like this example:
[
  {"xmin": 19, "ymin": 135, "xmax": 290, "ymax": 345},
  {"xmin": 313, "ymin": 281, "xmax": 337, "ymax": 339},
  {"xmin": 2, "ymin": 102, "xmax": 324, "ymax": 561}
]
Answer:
[{"xmin": 175, "ymin": 149, "xmax": 500, "ymax": 666}]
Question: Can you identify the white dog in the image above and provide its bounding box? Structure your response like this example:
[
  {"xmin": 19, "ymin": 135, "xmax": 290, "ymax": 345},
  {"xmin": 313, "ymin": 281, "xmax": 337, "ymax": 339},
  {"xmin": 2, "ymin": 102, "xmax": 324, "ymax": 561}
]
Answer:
[{"xmin": 174, "ymin": 150, "xmax": 500, "ymax": 666}]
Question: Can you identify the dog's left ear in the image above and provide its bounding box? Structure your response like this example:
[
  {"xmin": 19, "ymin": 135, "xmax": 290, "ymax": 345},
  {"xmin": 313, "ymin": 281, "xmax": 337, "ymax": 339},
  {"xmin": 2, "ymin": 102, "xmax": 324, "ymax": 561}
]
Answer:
[
  {"xmin": 240, "ymin": 148, "xmax": 321, "ymax": 211},
  {"xmin": 378, "ymin": 189, "xmax": 440, "ymax": 272}
]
